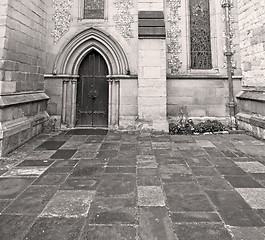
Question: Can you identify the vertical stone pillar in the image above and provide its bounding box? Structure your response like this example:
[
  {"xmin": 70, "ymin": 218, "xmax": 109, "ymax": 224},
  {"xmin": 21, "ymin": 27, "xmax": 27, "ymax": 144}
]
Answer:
[
  {"xmin": 114, "ymin": 79, "xmax": 120, "ymax": 127},
  {"xmin": 107, "ymin": 79, "xmax": 113, "ymax": 127},
  {"xmin": 107, "ymin": 76, "xmax": 121, "ymax": 129},
  {"xmin": 70, "ymin": 78, "xmax": 77, "ymax": 127},
  {"xmin": 137, "ymin": 7, "xmax": 168, "ymax": 131},
  {"xmin": 62, "ymin": 79, "xmax": 68, "ymax": 124}
]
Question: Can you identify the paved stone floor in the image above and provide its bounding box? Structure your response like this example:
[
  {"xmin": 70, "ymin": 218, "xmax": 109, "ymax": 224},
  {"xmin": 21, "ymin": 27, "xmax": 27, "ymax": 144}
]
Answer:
[{"xmin": 0, "ymin": 129, "xmax": 265, "ymax": 240}]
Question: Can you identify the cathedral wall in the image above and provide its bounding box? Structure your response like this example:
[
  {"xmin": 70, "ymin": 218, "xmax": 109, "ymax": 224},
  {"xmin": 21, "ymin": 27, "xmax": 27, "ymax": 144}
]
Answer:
[
  {"xmin": 44, "ymin": 0, "xmax": 243, "ymax": 131},
  {"xmin": 236, "ymin": 0, "xmax": 265, "ymax": 139},
  {"xmin": 0, "ymin": 0, "xmax": 49, "ymax": 156},
  {"xmin": 238, "ymin": 0, "xmax": 265, "ymax": 88}
]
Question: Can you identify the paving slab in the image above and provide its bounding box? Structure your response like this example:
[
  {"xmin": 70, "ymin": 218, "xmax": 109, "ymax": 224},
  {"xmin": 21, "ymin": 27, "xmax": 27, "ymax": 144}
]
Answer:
[
  {"xmin": 25, "ymin": 150, "xmax": 56, "ymax": 160},
  {"xmin": 0, "ymin": 214, "xmax": 36, "ymax": 240},
  {"xmin": 224, "ymin": 175, "xmax": 263, "ymax": 188},
  {"xmin": 32, "ymin": 172, "xmax": 68, "ymax": 186},
  {"xmin": 0, "ymin": 199, "xmax": 11, "ymax": 212},
  {"xmin": 3, "ymin": 186, "xmax": 57, "ymax": 214},
  {"xmin": 79, "ymin": 225, "xmax": 136, "ymax": 240},
  {"xmin": 166, "ymin": 194, "xmax": 215, "ymax": 212},
  {"xmin": 105, "ymin": 166, "xmax": 136, "ymax": 174},
  {"xmin": 228, "ymin": 226, "xmax": 265, "ymax": 240},
  {"xmin": 184, "ymin": 156, "xmax": 212, "ymax": 166},
  {"xmin": 15, "ymin": 160, "xmax": 54, "ymax": 167},
  {"xmin": 87, "ymin": 197, "xmax": 137, "ymax": 224},
  {"xmin": 161, "ymin": 173, "xmax": 195, "ymax": 183},
  {"xmin": 96, "ymin": 150, "xmax": 118, "ymax": 159},
  {"xmin": 171, "ymin": 212, "xmax": 222, "ymax": 223},
  {"xmin": 173, "ymin": 223, "xmax": 233, "ymax": 240},
  {"xmin": 139, "ymin": 207, "xmax": 177, "ymax": 240},
  {"xmin": 36, "ymin": 141, "xmax": 66, "ymax": 150},
  {"xmin": 0, "ymin": 177, "xmax": 35, "ymax": 199},
  {"xmin": 108, "ymin": 157, "xmax": 137, "ymax": 166},
  {"xmin": 2, "ymin": 167, "xmax": 48, "ymax": 178},
  {"xmin": 138, "ymin": 186, "xmax": 165, "ymax": 206},
  {"xmin": 216, "ymin": 166, "xmax": 247, "ymax": 175},
  {"xmin": 191, "ymin": 166, "xmax": 221, "ymax": 176},
  {"xmin": 159, "ymin": 164, "xmax": 192, "ymax": 175},
  {"xmin": 22, "ymin": 217, "xmax": 85, "ymax": 240},
  {"xmin": 235, "ymin": 188, "xmax": 265, "ymax": 209},
  {"xmin": 60, "ymin": 177, "xmax": 100, "ymax": 190},
  {"xmin": 164, "ymin": 182, "xmax": 203, "ymax": 196},
  {"xmin": 136, "ymin": 155, "xmax": 157, "ymax": 168},
  {"xmin": 70, "ymin": 162, "xmax": 106, "ymax": 178},
  {"xmin": 41, "ymin": 190, "xmax": 95, "ymax": 218},
  {"xmin": 72, "ymin": 150, "xmax": 98, "ymax": 159},
  {"xmin": 50, "ymin": 149, "xmax": 77, "ymax": 159},
  {"xmin": 96, "ymin": 174, "xmax": 136, "ymax": 198},
  {"xmin": 206, "ymin": 190, "xmax": 252, "ymax": 210},
  {"xmin": 235, "ymin": 161, "xmax": 265, "ymax": 173},
  {"xmin": 218, "ymin": 207, "xmax": 265, "ymax": 227},
  {"xmin": 197, "ymin": 176, "xmax": 234, "ymax": 190},
  {"xmin": 196, "ymin": 139, "xmax": 216, "ymax": 148}
]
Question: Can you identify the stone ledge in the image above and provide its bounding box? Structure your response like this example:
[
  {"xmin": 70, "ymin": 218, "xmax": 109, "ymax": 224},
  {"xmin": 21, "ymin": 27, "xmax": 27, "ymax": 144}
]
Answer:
[
  {"xmin": 0, "ymin": 112, "xmax": 49, "ymax": 139},
  {"xmin": 236, "ymin": 112, "xmax": 265, "ymax": 140},
  {"xmin": 0, "ymin": 92, "xmax": 49, "ymax": 108},
  {"xmin": 237, "ymin": 112, "xmax": 265, "ymax": 129},
  {"xmin": 135, "ymin": 118, "xmax": 169, "ymax": 132},
  {"xmin": 237, "ymin": 91, "xmax": 265, "ymax": 102},
  {"xmin": 0, "ymin": 111, "xmax": 49, "ymax": 157}
]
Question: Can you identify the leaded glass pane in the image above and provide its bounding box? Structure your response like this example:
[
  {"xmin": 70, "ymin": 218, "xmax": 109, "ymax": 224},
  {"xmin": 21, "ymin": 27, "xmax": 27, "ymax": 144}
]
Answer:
[
  {"xmin": 84, "ymin": 0, "xmax": 104, "ymax": 19},
  {"xmin": 190, "ymin": 0, "xmax": 212, "ymax": 69}
]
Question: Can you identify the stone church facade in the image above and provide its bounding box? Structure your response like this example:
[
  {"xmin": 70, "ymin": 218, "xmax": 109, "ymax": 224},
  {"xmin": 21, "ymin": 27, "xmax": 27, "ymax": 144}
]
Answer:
[{"xmin": 0, "ymin": 0, "xmax": 263, "ymax": 156}]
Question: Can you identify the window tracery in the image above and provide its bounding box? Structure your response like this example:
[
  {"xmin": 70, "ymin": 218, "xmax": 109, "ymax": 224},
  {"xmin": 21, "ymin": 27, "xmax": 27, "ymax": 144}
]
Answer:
[
  {"xmin": 84, "ymin": 0, "xmax": 104, "ymax": 19},
  {"xmin": 189, "ymin": 0, "xmax": 212, "ymax": 69}
]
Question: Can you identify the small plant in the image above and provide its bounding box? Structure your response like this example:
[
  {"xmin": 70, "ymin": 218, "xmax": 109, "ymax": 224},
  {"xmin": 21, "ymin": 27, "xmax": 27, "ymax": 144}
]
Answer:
[
  {"xmin": 169, "ymin": 119, "xmax": 227, "ymax": 135},
  {"xmin": 194, "ymin": 120, "xmax": 227, "ymax": 134},
  {"xmin": 44, "ymin": 118, "xmax": 57, "ymax": 133}
]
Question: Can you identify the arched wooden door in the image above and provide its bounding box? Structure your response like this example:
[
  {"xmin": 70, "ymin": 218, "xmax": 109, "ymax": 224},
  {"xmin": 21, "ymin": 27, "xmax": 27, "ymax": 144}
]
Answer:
[{"xmin": 76, "ymin": 50, "xmax": 109, "ymax": 127}]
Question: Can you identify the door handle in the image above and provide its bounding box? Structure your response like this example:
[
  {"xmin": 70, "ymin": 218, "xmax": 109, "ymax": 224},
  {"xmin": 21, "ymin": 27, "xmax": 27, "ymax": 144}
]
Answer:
[{"xmin": 88, "ymin": 89, "xmax": 98, "ymax": 99}]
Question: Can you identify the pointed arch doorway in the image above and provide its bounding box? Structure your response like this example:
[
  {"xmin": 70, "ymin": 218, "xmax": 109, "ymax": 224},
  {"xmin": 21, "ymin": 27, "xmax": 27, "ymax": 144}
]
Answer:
[{"xmin": 76, "ymin": 50, "xmax": 109, "ymax": 127}]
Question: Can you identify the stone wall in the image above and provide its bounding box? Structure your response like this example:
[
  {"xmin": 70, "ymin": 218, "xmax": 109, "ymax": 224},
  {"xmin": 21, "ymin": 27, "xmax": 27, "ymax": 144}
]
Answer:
[
  {"xmin": 1, "ymin": 0, "xmax": 47, "ymax": 93},
  {"xmin": 0, "ymin": 0, "xmax": 49, "ymax": 156},
  {"xmin": 236, "ymin": 0, "xmax": 265, "ymax": 139},
  {"xmin": 167, "ymin": 76, "xmax": 242, "ymax": 123},
  {"xmin": 238, "ymin": 0, "xmax": 265, "ymax": 88}
]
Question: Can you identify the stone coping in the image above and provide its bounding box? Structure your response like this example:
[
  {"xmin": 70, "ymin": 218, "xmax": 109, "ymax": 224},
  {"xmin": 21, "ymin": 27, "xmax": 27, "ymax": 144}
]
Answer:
[
  {"xmin": 0, "ymin": 92, "xmax": 49, "ymax": 108},
  {"xmin": 237, "ymin": 112, "xmax": 265, "ymax": 129},
  {"xmin": 44, "ymin": 74, "xmax": 138, "ymax": 80},
  {"xmin": 0, "ymin": 111, "xmax": 49, "ymax": 139},
  {"xmin": 44, "ymin": 74, "xmax": 79, "ymax": 79},
  {"xmin": 167, "ymin": 75, "xmax": 242, "ymax": 80},
  {"xmin": 237, "ymin": 90, "xmax": 265, "ymax": 102}
]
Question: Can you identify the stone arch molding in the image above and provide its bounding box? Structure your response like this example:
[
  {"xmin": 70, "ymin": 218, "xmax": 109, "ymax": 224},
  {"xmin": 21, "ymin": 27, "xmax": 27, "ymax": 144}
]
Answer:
[{"xmin": 54, "ymin": 28, "xmax": 129, "ymax": 75}]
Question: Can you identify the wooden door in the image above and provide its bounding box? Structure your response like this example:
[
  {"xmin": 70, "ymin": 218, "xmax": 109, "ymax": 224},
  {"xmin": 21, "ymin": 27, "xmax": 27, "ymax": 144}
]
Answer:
[{"xmin": 76, "ymin": 50, "xmax": 109, "ymax": 127}]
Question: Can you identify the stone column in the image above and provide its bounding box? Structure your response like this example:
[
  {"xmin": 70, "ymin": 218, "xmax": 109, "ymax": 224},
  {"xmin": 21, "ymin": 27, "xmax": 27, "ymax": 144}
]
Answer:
[
  {"xmin": 107, "ymin": 76, "xmax": 121, "ymax": 128},
  {"xmin": 107, "ymin": 79, "xmax": 113, "ymax": 127},
  {"xmin": 137, "ymin": 5, "xmax": 168, "ymax": 132},
  {"xmin": 70, "ymin": 78, "xmax": 77, "ymax": 127},
  {"xmin": 62, "ymin": 79, "xmax": 68, "ymax": 124}
]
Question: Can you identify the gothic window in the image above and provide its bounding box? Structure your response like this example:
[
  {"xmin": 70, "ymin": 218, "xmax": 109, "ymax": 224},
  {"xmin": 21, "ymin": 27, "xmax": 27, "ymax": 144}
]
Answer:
[
  {"xmin": 84, "ymin": 0, "xmax": 104, "ymax": 19},
  {"xmin": 189, "ymin": 0, "xmax": 212, "ymax": 69}
]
